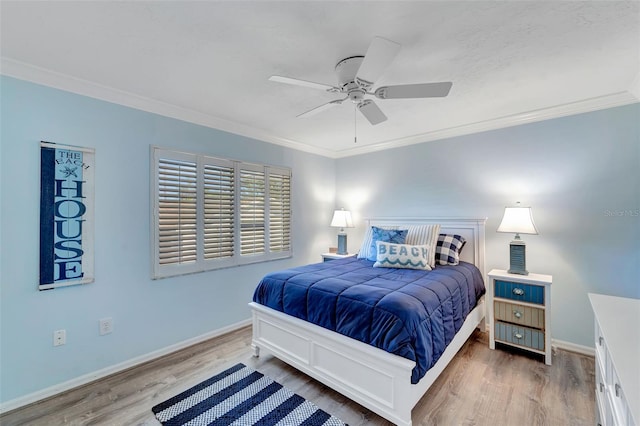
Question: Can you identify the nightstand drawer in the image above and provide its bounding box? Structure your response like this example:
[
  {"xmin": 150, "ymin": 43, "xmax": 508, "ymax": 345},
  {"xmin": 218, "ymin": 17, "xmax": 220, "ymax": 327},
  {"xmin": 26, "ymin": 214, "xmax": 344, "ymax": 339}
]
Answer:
[
  {"xmin": 494, "ymin": 301, "xmax": 545, "ymax": 329},
  {"xmin": 494, "ymin": 280, "xmax": 544, "ymax": 305},
  {"xmin": 495, "ymin": 322, "xmax": 545, "ymax": 351}
]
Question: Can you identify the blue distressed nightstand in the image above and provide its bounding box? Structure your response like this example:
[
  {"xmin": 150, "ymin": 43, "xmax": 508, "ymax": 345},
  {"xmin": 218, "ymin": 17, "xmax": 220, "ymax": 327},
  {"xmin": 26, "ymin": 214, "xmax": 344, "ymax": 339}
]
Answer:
[{"xmin": 487, "ymin": 269, "xmax": 552, "ymax": 365}]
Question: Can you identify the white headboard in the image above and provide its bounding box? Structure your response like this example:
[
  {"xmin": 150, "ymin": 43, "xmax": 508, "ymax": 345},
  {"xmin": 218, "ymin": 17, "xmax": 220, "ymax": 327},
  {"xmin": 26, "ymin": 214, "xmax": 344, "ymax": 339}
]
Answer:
[{"xmin": 366, "ymin": 217, "xmax": 487, "ymax": 278}]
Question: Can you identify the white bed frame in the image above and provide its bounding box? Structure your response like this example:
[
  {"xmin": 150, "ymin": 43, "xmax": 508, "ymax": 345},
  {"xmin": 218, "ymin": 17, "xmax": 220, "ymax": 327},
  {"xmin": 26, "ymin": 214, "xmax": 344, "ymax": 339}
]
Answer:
[{"xmin": 249, "ymin": 218, "xmax": 486, "ymax": 426}]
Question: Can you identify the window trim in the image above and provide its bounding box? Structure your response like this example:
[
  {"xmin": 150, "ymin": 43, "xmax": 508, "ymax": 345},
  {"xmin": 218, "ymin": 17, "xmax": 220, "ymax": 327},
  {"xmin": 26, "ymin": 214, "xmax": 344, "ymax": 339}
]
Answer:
[{"xmin": 151, "ymin": 146, "xmax": 292, "ymax": 279}]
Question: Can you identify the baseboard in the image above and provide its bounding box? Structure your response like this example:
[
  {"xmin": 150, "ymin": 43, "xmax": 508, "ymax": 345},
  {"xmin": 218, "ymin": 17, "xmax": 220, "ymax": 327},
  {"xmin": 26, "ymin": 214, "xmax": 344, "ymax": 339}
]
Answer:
[
  {"xmin": 552, "ymin": 338, "xmax": 595, "ymax": 357},
  {"xmin": 0, "ymin": 318, "xmax": 252, "ymax": 414},
  {"xmin": 0, "ymin": 320, "xmax": 594, "ymax": 414}
]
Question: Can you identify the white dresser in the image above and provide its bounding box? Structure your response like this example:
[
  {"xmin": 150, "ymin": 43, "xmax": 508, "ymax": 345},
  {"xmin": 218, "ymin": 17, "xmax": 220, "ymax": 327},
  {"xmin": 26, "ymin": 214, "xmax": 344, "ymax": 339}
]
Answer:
[{"xmin": 589, "ymin": 293, "xmax": 640, "ymax": 426}]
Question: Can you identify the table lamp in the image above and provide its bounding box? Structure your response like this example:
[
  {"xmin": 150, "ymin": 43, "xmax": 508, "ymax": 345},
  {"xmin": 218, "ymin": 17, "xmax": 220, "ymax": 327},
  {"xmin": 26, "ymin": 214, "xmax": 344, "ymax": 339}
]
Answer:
[
  {"xmin": 497, "ymin": 202, "xmax": 538, "ymax": 275},
  {"xmin": 330, "ymin": 209, "xmax": 354, "ymax": 255}
]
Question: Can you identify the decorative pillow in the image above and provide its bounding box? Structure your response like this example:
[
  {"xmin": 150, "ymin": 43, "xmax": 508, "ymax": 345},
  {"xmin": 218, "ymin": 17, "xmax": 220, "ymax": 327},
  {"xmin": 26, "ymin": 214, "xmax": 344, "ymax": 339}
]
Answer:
[
  {"xmin": 373, "ymin": 241, "xmax": 432, "ymax": 270},
  {"xmin": 357, "ymin": 225, "xmax": 398, "ymax": 259},
  {"xmin": 403, "ymin": 224, "xmax": 441, "ymax": 268},
  {"xmin": 435, "ymin": 234, "xmax": 466, "ymax": 265},
  {"xmin": 366, "ymin": 227, "xmax": 408, "ymax": 261}
]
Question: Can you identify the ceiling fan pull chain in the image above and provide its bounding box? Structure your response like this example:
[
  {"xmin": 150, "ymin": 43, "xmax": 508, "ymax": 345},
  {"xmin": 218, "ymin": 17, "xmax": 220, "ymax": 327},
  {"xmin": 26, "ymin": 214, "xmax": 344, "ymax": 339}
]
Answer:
[{"xmin": 354, "ymin": 104, "xmax": 357, "ymax": 143}]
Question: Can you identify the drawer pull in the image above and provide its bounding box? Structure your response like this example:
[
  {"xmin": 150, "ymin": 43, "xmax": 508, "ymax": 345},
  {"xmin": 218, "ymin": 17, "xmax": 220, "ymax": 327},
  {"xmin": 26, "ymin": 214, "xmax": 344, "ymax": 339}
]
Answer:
[
  {"xmin": 513, "ymin": 310, "xmax": 523, "ymax": 319},
  {"xmin": 514, "ymin": 332, "xmax": 523, "ymax": 340},
  {"xmin": 598, "ymin": 336, "xmax": 603, "ymax": 346},
  {"xmin": 599, "ymin": 382, "xmax": 604, "ymax": 393},
  {"xmin": 512, "ymin": 288, "xmax": 525, "ymax": 296},
  {"xmin": 615, "ymin": 383, "xmax": 621, "ymax": 397}
]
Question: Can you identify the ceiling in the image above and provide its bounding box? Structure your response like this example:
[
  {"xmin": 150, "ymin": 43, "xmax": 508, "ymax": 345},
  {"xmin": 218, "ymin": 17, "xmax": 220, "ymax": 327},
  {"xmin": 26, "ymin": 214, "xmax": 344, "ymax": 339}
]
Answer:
[{"xmin": 1, "ymin": 1, "xmax": 639, "ymax": 158}]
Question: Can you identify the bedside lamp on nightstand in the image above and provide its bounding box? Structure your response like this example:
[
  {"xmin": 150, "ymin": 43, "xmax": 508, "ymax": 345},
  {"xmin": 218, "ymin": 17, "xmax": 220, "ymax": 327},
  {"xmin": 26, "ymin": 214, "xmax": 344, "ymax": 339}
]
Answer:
[
  {"xmin": 330, "ymin": 208, "xmax": 354, "ymax": 255},
  {"xmin": 497, "ymin": 202, "xmax": 538, "ymax": 275}
]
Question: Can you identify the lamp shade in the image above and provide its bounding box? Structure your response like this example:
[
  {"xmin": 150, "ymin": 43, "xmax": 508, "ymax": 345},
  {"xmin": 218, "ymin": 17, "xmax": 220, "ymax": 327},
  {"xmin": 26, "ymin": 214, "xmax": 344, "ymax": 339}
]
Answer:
[
  {"xmin": 497, "ymin": 205, "xmax": 538, "ymax": 235},
  {"xmin": 330, "ymin": 210, "xmax": 354, "ymax": 229}
]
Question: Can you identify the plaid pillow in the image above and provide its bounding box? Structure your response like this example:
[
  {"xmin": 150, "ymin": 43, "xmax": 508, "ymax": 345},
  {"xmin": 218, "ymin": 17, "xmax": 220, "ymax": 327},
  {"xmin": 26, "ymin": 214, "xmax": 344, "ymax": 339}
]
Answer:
[{"xmin": 435, "ymin": 234, "xmax": 466, "ymax": 265}]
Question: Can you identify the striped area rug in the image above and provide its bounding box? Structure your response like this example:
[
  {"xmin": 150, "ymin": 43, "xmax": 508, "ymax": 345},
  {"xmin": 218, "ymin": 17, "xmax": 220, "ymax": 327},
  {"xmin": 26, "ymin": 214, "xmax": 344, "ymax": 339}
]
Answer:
[{"xmin": 152, "ymin": 363, "xmax": 347, "ymax": 426}]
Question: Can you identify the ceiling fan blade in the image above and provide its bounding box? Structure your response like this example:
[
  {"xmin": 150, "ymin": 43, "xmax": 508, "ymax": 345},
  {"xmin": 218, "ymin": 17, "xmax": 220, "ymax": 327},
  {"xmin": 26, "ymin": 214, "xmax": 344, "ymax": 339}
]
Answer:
[
  {"xmin": 269, "ymin": 75, "xmax": 339, "ymax": 92},
  {"xmin": 374, "ymin": 82, "xmax": 453, "ymax": 99},
  {"xmin": 358, "ymin": 100, "xmax": 387, "ymax": 125},
  {"xmin": 355, "ymin": 37, "xmax": 401, "ymax": 88},
  {"xmin": 297, "ymin": 99, "xmax": 343, "ymax": 118}
]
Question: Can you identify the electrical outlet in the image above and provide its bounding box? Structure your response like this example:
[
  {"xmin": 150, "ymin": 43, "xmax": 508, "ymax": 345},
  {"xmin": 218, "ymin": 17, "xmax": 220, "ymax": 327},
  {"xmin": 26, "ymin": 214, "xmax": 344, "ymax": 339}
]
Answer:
[
  {"xmin": 99, "ymin": 317, "xmax": 113, "ymax": 335},
  {"xmin": 53, "ymin": 329, "xmax": 66, "ymax": 346}
]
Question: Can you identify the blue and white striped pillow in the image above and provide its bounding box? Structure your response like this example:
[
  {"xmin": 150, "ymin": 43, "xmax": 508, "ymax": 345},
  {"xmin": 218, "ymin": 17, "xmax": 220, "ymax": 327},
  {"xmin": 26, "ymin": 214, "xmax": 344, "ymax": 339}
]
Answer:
[
  {"xmin": 404, "ymin": 224, "xmax": 441, "ymax": 268},
  {"xmin": 374, "ymin": 241, "xmax": 432, "ymax": 270}
]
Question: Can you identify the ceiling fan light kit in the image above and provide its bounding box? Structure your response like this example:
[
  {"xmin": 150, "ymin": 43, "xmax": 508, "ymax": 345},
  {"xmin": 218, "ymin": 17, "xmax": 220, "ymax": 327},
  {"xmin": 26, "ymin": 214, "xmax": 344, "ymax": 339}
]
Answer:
[{"xmin": 269, "ymin": 36, "xmax": 453, "ymax": 126}]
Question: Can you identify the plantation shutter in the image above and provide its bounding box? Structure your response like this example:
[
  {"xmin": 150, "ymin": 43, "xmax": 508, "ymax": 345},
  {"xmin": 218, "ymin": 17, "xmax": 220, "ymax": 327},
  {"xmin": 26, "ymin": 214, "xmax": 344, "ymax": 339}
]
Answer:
[
  {"xmin": 152, "ymin": 147, "xmax": 291, "ymax": 278},
  {"xmin": 157, "ymin": 157, "xmax": 198, "ymax": 266},
  {"xmin": 203, "ymin": 160, "xmax": 235, "ymax": 260},
  {"xmin": 239, "ymin": 166, "xmax": 266, "ymax": 256},
  {"xmin": 268, "ymin": 169, "xmax": 291, "ymax": 253}
]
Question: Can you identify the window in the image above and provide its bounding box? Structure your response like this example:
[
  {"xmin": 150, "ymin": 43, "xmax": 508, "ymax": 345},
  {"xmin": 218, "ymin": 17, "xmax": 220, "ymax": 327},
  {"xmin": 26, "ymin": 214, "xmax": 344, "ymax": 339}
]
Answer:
[{"xmin": 151, "ymin": 147, "xmax": 292, "ymax": 278}]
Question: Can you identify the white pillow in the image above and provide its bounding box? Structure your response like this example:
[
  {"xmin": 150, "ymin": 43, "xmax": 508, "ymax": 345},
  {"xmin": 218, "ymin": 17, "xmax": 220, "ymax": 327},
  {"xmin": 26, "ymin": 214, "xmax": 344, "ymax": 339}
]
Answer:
[{"xmin": 373, "ymin": 241, "xmax": 432, "ymax": 270}]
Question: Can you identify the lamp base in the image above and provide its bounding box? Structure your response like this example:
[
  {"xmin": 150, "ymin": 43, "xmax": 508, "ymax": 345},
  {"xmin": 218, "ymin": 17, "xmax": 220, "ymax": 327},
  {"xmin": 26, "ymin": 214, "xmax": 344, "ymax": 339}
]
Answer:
[
  {"xmin": 508, "ymin": 240, "xmax": 528, "ymax": 275},
  {"xmin": 337, "ymin": 233, "xmax": 348, "ymax": 255}
]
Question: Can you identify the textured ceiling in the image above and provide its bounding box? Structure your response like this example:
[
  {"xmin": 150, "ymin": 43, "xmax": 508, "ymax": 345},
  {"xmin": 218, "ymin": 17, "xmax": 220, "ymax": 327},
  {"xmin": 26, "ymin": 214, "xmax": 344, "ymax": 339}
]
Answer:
[{"xmin": 1, "ymin": 1, "xmax": 639, "ymax": 157}]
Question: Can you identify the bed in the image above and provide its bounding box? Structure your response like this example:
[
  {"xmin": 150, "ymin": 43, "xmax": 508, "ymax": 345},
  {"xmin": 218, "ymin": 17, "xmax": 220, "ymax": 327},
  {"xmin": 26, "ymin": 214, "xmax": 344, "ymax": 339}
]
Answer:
[{"xmin": 248, "ymin": 218, "xmax": 486, "ymax": 426}]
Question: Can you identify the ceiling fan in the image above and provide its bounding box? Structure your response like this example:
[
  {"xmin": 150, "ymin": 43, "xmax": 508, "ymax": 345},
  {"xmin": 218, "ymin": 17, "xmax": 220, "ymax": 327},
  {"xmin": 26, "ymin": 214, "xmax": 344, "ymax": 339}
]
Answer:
[{"xmin": 269, "ymin": 36, "xmax": 453, "ymax": 126}]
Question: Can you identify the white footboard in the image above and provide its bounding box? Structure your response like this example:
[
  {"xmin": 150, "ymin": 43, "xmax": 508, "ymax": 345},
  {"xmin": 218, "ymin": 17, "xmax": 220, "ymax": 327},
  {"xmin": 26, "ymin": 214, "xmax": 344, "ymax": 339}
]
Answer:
[{"xmin": 249, "ymin": 298, "xmax": 485, "ymax": 426}]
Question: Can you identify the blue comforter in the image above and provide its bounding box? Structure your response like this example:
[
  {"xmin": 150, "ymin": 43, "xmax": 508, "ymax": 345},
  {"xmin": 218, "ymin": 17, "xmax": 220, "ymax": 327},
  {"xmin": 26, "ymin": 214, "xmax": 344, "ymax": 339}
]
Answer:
[{"xmin": 252, "ymin": 257, "xmax": 485, "ymax": 383}]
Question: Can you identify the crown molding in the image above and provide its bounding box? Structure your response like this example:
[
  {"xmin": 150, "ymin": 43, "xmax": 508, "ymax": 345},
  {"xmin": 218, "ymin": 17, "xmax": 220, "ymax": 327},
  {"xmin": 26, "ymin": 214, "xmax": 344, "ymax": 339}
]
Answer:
[
  {"xmin": 2, "ymin": 57, "xmax": 637, "ymax": 160},
  {"xmin": 334, "ymin": 91, "xmax": 639, "ymax": 158},
  {"xmin": 0, "ymin": 57, "xmax": 335, "ymax": 158}
]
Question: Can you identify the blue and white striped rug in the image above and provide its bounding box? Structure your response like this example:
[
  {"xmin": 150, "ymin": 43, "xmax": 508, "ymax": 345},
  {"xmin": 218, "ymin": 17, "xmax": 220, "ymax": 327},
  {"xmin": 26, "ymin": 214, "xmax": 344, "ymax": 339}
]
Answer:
[{"xmin": 152, "ymin": 363, "xmax": 348, "ymax": 426}]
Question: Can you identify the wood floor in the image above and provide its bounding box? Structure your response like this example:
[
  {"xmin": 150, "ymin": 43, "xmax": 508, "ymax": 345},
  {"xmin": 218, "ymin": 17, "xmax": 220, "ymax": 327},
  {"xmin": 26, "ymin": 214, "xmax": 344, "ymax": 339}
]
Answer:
[{"xmin": 0, "ymin": 326, "xmax": 595, "ymax": 426}]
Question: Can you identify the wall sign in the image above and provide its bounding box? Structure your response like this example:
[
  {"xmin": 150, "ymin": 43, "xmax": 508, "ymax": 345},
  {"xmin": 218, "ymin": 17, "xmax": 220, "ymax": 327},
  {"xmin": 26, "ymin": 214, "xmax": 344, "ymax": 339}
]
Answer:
[{"xmin": 39, "ymin": 141, "xmax": 95, "ymax": 290}]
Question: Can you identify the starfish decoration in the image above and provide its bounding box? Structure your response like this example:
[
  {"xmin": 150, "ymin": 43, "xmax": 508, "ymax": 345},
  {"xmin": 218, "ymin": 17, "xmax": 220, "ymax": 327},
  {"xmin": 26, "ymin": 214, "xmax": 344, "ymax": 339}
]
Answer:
[{"xmin": 61, "ymin": 166, "xmax": 78, "ymax": 178}]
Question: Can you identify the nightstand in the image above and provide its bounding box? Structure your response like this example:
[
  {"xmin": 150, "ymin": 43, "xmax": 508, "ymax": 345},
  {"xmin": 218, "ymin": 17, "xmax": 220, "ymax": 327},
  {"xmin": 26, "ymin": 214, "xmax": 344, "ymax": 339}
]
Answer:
[
  {"xmin": 321, "ymin": 253, "xmax": 356, "ymax": 262},
  {"xmin": 487, "ymin": 269, "xmax": 552, "ymax": 365}
]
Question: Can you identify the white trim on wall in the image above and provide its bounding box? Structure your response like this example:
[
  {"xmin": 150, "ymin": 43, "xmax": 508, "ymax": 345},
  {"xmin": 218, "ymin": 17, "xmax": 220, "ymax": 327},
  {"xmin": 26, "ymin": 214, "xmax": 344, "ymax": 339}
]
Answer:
[
  {"xmin": 2, "ymin": 57, "xmax": 637, "ymax": 160},
  {"xmin": 0, "ymin": 58, "xmax": 334, "ymax": 159},
  {"xmin": 0, "ymin": 319, "xmax": 251, "ymax": 415},
  {"xmin": 552, "ymin": 338, "xmax": 595, "ymax": 357},
  {"xmin": 333, "ymin": 92, "xmax": 638, "ymax": 158}
]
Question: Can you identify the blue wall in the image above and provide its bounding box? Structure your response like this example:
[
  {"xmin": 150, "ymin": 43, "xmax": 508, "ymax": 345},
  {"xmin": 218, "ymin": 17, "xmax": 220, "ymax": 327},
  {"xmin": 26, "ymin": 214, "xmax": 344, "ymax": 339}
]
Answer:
[
  {"xmin": 335, "ymin": 103, "xmax": 639, "ymax": 348},
  {"xmin": 0, "ymin": 76, "xmax": 336, "ymax": 404},
  {"xmin": 1, "ymin": 75, "xmax": 638, "ymax": 407}
]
